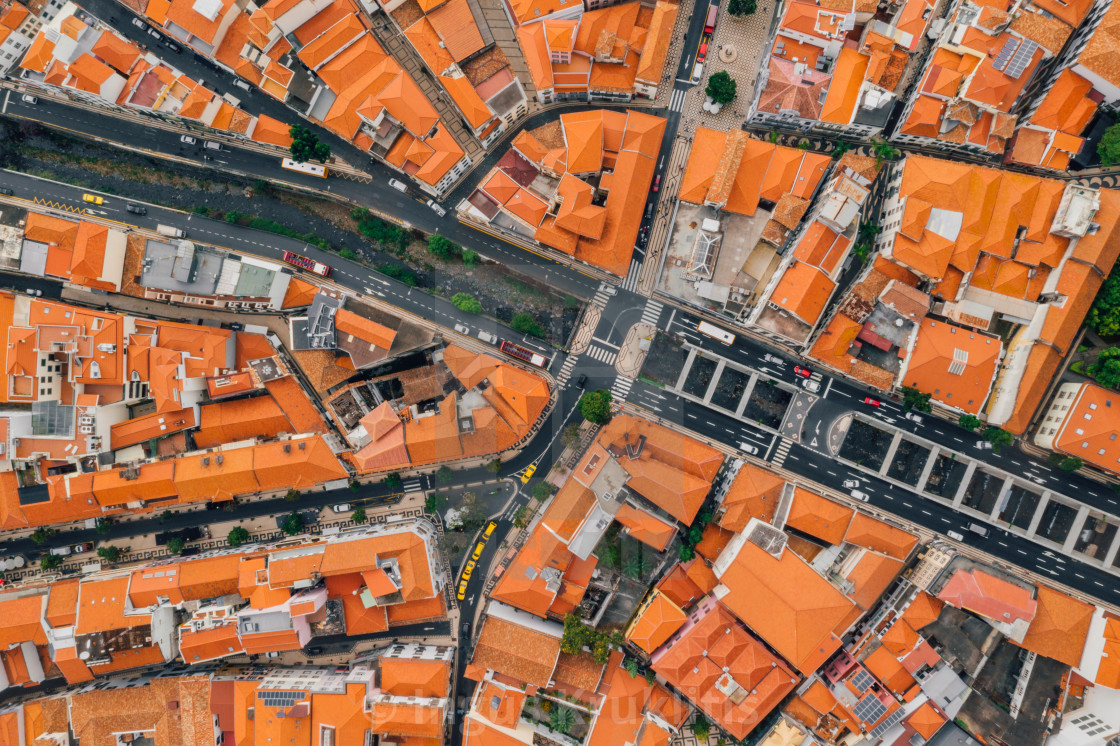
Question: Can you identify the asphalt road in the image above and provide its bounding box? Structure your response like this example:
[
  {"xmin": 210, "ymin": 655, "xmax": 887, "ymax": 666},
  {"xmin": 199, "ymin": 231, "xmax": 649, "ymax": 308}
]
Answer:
[{"xmin": 1, "ymin": 92, "xmax": 602, "ymax": 298}]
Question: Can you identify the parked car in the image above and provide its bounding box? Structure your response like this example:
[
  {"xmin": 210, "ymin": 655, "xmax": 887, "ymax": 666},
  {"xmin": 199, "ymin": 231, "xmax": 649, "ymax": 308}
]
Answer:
[
  {"xmin": 477, "ymin": 330, "xmax": 498, "ymax": 345},
  {"xmin": 652, "ymin": 175, "xmax": 661, "ymax": 192},
  {"xmin": 456, "ymin": 579, "xmax": 468, "ymax": 600},
  {"xmin": 946, "ymin": 530, "xmax": 965, "ymax": 541},
  {"xmin": 331, "ymin": 503, "xmax": 351, "ymax": 513},
  {"xmin": 850, "ymin": 490, "xmax": 870, "ymax": 502},
  {"xmin": 82, "ymin": 193, "xmax": 104, "ymax": 205},
  {"xmin": 0, "ymin": 187, "xmax": 13, "ymax": 196},
  {"xmin": 203, "ymin": 140, "xmax": 222, "ymax": 151},
  {"xmin": 226, "ymin": 322, "xmax": 244, "ymax": 331},
  {"xmin": 793, "ymin": 365, "xmax": 812, "ymax": 378},
  {"xmin": 471, "ymin": 542, "xmax": 485, "ymax": 561},
  {"xmin": 164, "ymin": 40, "xmax": 182, "ymax": 53},
  {"xmin": 454, "ymin": 323, "xmax": 470, "ymax": 335},
  {"xmin": 863, "ymin": 396, "xmax": 881, "ymax": 407},
  {"xmin": 462, "ymin": 560, "xmax": 475, "ymax": 581},
  {"xmin": 306, "ymin": 646, "xmax": 324, "ymax": 656},
  {"xmin": 131, "ymin": 17, "xmax": 146, "ymax": 28},
  {"xmin": 801, "ymin": 378, "xmax": 821, "ymax": 393},
  {"xmin": 903, "ymin": 412, "xmax": 923, "ymax": 423},
  {"xmin": 739, "ymin": 442, "xmax": 759, "ymax": 455},
  {"xmin": 697, "ymin": 42, "xmax": 708, "ymax": 62},
  {"xmin": 842, "ymin": 479, "xmax": 860, "ymax": 489},
  {"xmin": 388, "ymin": 178, "xmax": 409, "ymax": 192},
  {"xmin": 427, "ymin": 199, "xmax": 447, "ymax": 217},
  {"xmin": 21, "ymin": 94, "xmax": 37, "ymax": 104},
  {"xmin": 49, "ymin": 546, "xmax": 72, "ymax": 556},
  {"xmin": 264, "ymin": 651, "xmax": 281, "ymax": 659},
  {"xmin": 461, "ymin": 622, "xmax": 471, "ymax": 636},
  {"xmin": 126, "ymin": 203, "xmax": 147, "ymax": 215},
  {"xmin": 484, "ymin": 521, "xmax": 498, "ymax": 538},
  {"xmin": 25, "ymin": 288, "xmax": 41, "ymax": 297},
  {"xmin": 968, "ymin": 523, "xmax": 990, "ymax": 537},
  {"xmin": 180, "ymin": 135, "xmax": 197, "ymax": 145},
  {"xmin": 72, "ymin": 543, "xmax": 93, "ymax": 553},
  {"xmin": 147, "ymin": 28, "xmax": 161, "ymax": 39}
]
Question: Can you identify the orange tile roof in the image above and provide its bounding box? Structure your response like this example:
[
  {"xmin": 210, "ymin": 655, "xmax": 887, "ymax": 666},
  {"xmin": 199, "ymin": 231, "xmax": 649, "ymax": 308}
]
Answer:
[
  {"xmin": 1014, "ymin": 584, "xmax": 1092, "ymax": 666},
  {"xmin": 1052, "ymin": 384, "xmax": 1120, "ymax": 475},
  {"xmin": 652, "ymin": 601, "xmax": 800, "ymax": 739},
  {"xmin": 626, "ymin": 591, "xmax": 686, "ymax": 653},
  {"xmin": 90, "ymin": 30, "xmax": 143, "ymax": 74},
  {"xmin": 427, "ymin": 0, "xmax": 485, "ymax": 61},
  {"xmin": 194, "ymin": 395, "xmax": 292, "ymax": 447},
  {"xmin": 265, "ymin": 376, "xmax": 329, "ymax": 435},
  {"xmin": 441, "ymin": 75, "xmax": 492, "ymax": 130},
  {"xmin": 75, "ymin": 576, "xmax": 149, "ymax": 635},
  {"xmin": 0, "ymin": 594, "xmax": 48, "ymax": 648},
  {"xmin": 1094, "ymin": 613, "xmax": 1120, "ymax": 688},
  {"xmin": 785, "ymin": 487, "xmax": 854, "ymax": 545},
  {"xmin": 45, "ymin": 580, "xmax": 80, "ymax": 629},
  {"xmin": 718, "ymin": 462, "xmax": 785, "ymax": 532},
  {"xmin": 842, "ymin": 513, "xmax": 918, "ymax": 559},
  {"xmin": 820, "ymin": 47, "xmax": 870, "ymax": 124},
  {"xmin": 380, "ymin": 658, "xmax": 450, "ymax": 698},
  {"xmin": 863, "ymin": 645, "xmax": 915, "ymax": 696},
  {"xmin": 770, "ymin": 262, "xmax": 835, "ymax": 327},
  {"xmin": 616, "ymin": 503, "xmax": 677, "ymax": 551},
  {"xmin": 471, "ymin": 614, "xmax": 560, "ymax": 686},
  {"xmin": 179, "ymin": 623, "xmax": 243, "ymax": 663},
  {"xmin": 251, "ymin": 113, "xmax": 294, "ymax": 147},
  {"xmin": 903, "ymin": 320, "xmax": 1001, "ymax": 415},
  {"xmin": 908, "ymin": 701, "xmax": 946, "ymax": 740},
  {"xmin": 109, "ymin": 407, "xmax": 196, "ymax": 450},
  {"xmin": 715, "ymin": 532, "xmax": 857, "ymax": 675},
  {"xmin": 655, "ymin": 562, "xmax": 705, "ymax": 609},
  {"xmin": 936, "ymin": 568, "xmax": 1037, "ymax": 626}
]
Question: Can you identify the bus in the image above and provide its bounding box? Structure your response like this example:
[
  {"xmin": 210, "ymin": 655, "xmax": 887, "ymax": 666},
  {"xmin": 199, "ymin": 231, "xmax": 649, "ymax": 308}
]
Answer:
[
  {"xmin": 282, "ymin": 250, "xmax": 332, "ymax": 277},
  {"xmin": 499, "ymin": 340, "xmax": 551, "ymax": 369},
  {"xmin": 697, "ymin": 320, "xmax": 735, "ymax": 344},
  {"xmin": 280, "ymin": 158, "xmax": 328, "ymax": 178}
]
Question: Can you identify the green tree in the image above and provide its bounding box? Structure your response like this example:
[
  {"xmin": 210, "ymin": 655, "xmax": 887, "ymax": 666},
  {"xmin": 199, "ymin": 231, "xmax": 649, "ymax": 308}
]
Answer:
[
  {"xmin": 579, "ymin": 389, "xmax": 613, "ymax": 424},
  {"xmin": 1097, "ymin": 123, "xmax": 1120, "ymax": 167},
  {"xmin": 767, "ymin": 130, "xmax": 781, "ymax": 143},
  {"xmin": 727, "ymin": 0, "xmax": 757, "ymax": 15},
  {"xmin": 510, "ymin": 311, "xmax": 545, "ymax": 337},
  {"xmin": 623, "ymin": 553, "xmax": 649, "ymax": 579},
  {"xmin": 561, "ymin": 612, "xmax": 592, "ymax": 654},
  {"xmin": 852, "ymin": 243, "xmax": 871, "ymax": 264},
  {"xmin": 284, "ymin": 488, "xmax": 301, "ymax": 502},
  {"xmin": 339, "ymin": 248, "xmax": 357, "ymax": 260},
  {"xmin": 532, "ymin": 481, "xmax": 556, "ymax": 501},
  {"xmin": 513, "ymin": 506, "xmax": 531, "ymax": 529},
  {"xmin": 458, "ymin": 492, "xmax": 487, "ymax": 532},
  {"xmin": 644, "ymin": 668, "xmax": 657, "ymax": 685},
  {"xmin": 281, "ymin": 512, "xmax": 305, "ymax": 536},
  {"xmin": 289, "ymin": 123, "xmax": 331, "ymax": 163},
  {"xmin": 452, "ymin": 293, "xmax": 483, "ymax": 314},
  {"xmin": 97, "ymin": 545, "xmax": 122, "ymax": 563},
  {"xmin": 31, "ymin": 527, "xmax": 57, "ymax": 545},
  {"xmin": 227, "ymin": 526, "xmax": 251, "ymax": 547},
  {"xmin": 692, "ymin": 714, "xmax": 712, "ymax": 742},
  {"xmin": 958, "ymin": 414, "xmax": 983, "ymax": 431},
  {"xmin": 486, "ymin": 458, "xmax": 502, "ymax": 474},
  {"xmin": 679, "ymin": 544, "xmax": 695, "ymax": 561},
  {"xmin": 1059, "ymin": 456, "xmax": 1084, "ymax": 472},
  {"xmin": 549, "ymin": 705, "xmax": 574, "ymax": 735},
  {"xmin": 95, "ymin": 517, "xmax": 112, "ymax": 535},
  {"xmin": 384, "ymin": 473, "xmax": 403, "ymax": 489},
  {"xmin": 40, "ymin": 554, "xmax": 63, "ymax": 571},
  {"xmin": 591, "ymin": 632, "xmax": 613, "ymax": 664},
  {"xmin": 705, "ymin": 70, "xmax": 737, "ymax": 105},
  {"xmin": 160, "ymin": 510, "xmax": 173, "ymax": 523},
  {"xmin": 225, "ymin": 210, "xmax": 244, "ymax": 224},
  {"xmin": 832, "ymin": 140, "xmax": 851, "ymax": 158},
  {"xmin": 351, "ymin": 506, "xmax": 368, "ymax": 523},
  {"xmin": 167, "ymin": 537, "xmax": 186, "ymax": 555},
  {"xmin": 427, "ymin": 234, "xmax": 460, "ymax": 260},
  {"xmin": 1090, "ymin": 347, "xmax": 1120, "ymax": 389},
  {"xmin": 871, "ymin": 137, "xmax": 899, "ymax": 164},
  {"xmin": 436, "ymin": 466, "xmax": 454, "ymax": 484},
  {"xmin": 1089, "ymin": 271, "xmax": 1120, "ymax": 336},
  {"xmin": 624, "ymin": 656, "xmax": 640, "ymax": 678},
  {"xmin": 462, "ymin": 249, "xmax": 479, "ymax": 267},
  {"xmin": 425, "ymin": 493, "xmax": 448, "ymax": 513},
  {"xmin": 983, "ymin": 427, "xmax": 1015, "ymax": 452},
  {"xmin": 901, "ymin": 386, "xmax": 933, "ymax": 413}
]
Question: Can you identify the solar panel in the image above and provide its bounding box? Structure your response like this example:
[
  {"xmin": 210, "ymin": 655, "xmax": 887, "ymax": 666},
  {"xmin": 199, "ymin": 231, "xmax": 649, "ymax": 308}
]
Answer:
[
  {"xmin": 256, "ymin": 690, "xmax": 306, "ymax": 709},
  {"xmin": 992, "ymin": 37, "xmax": 1018, "ymax": 71},
  {"xmin": 871, "ymin": 708, "xmax": 906, "ymax": 737},
  {"xmin": 851, "ymin": 670, "xmax": 874, "ymax": 693},
  {"xmin": 1006, "ymin": 40, "xmax": 1039, "ymax": 79},
  {"xmin": 854, "ymin": 694, "xmax": 888, "ymax": 724}
]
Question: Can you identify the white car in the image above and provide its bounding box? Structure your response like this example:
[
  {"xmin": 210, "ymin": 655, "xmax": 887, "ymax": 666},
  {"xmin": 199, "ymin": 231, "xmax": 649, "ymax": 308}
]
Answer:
[
  {"xmin": 331, "ymin": 503, "xmax": 351, "ymax": 513},
  {"xmin": 904, "ymin": 412, "xmax": 924, "ymax": 423},
  {"xmin": 131, "ymin": 17, "xmax": 146, "ymax": 28},
  {"xmin": 21, "ymin": 94, "xmax": 37, "ymax": 104},
  {"xmin": 975, "ymin": 440, "xmax": 993, "ymax": 450},
  {"xmin": 842, "ymin": 479, "xmax": 860, "ymax": 489},
  {"xmin": 946, "ymin": 530, "xmax": 965, "ymax": 541},
  {"xmin": 25, "ymin": 288, "xmax": 42, "ymax": 297},
  {"xmin": 388, "ymin": 178, "xmax": 408, "ymax": 193},
  {"xmin": 427, "ymin": 199, "xmax": 447, "ymax": 217},
  {"xmin": 477, "ymin": 330, "xmax": 498, "ymax": 345},
  {"xmin": 801, "ymin": 378, "xmax": 821, "ymax": 393},
  {"xmin": 763, "ymin": 354, "xmax": 783, "ymax": 364},
  {"xmin": 180, "ymin": 135, "xmax": 197, "ymax": 145},
  {"xmin": 454, "ymin": 324, "xmax": 470, "ymax": 335},
  {"xmin": 850, "ymin": 490, "xmax": 870, "ymax": 502},
  {"xmin": 739, "ymin": 442, "xmax": 759, "ymax": 455}
]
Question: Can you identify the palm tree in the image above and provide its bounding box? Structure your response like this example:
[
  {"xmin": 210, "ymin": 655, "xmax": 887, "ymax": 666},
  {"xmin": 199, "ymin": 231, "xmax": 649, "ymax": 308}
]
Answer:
[{"xmin": 550, "ymin": 706, "xmax": 574, "ymax": 734}]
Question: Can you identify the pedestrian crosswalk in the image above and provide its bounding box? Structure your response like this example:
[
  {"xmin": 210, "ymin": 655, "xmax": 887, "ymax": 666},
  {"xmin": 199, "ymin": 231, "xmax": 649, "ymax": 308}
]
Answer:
[
  {"xmin": 771, "ymin": 438, "xmax": 793, "ymax": 469},
  {"xmin": 640, "ymin": 298, "xmax": 664, "ymax": 327},
  {"xmin": 403, "ymin": 478, "xmax": 424, "ymax": 493},
  {"xmin": 556, "ymin": 355, "xmax": 579, "ymax": 386},
  {"xmin": 668, "ymin": 88, "xmax": 686, "ymax": 112},
  {"xmin": 587, "ymin": 345, "xmax": 618, "ymax": 365},
  {"xmin": 611, "ymin": 376, "xmax": 634, "ymax": 402},
  {"xmin": 591, "ymin": 283, "xmax": 615, "ymax": 308},
  {"xmin": 621, "ymin": 259, "xmax": 641, "ymax": 291}
]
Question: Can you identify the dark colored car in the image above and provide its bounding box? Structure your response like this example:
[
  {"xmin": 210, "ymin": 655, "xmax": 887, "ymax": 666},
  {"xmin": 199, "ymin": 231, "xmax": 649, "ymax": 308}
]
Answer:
[
  {"xmin": 0, "ymin": 188, "xmax": 13, "ymax": 196},
  {"xmin": 126, "ymin": 203, "xmax": 147, "ymax": 215},
  {"xmin": 461, "ymin": 622, "xmax": 471, "ymax": 636},
  {"xmin": 575, "ymin": 373, "xmax": 588, "ymax": 388}
]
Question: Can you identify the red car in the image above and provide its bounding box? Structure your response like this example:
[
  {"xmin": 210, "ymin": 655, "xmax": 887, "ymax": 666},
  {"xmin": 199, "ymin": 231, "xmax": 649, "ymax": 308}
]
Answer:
[
  {"xmin": 652, "ymin": 175, "xmax": 661, "ymax": 193},
  {"xmin": 697, "ymin": 42, "xmax": 708, "ymax": 62},
  {"xmin": 73, "ymin": 542, "xmax": 93, "ymax": 553},
  {"xmin": 863, "ymin": 397, "xmax": 881, "ymax": 407},
  {"xmin": 794, "ymin": 365, "xmax": 811, "ymax": 378}
]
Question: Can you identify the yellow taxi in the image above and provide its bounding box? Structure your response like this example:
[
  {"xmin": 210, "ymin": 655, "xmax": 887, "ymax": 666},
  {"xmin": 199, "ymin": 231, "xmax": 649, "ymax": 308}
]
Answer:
[
  {"xmin": 456, "ymin": 578, "xmax": 468, "ymax": 600},
  {"xmin": 520, "ymin": 464, "xmax": 537, "ymax": 484},
  {"xmin": 484, "ymin": 521, "xmax": 498, "ymax": 538},
  {"xmin": 81, "ymin": 194, "xmax": 104, "ymax": 205},
  {"xmin": 471, "ymin": 542, "xmax": 486, "ymax": 561},
  {"xmin": 462, "ymin": 559, "xmax": 476, "ymax": 581}
]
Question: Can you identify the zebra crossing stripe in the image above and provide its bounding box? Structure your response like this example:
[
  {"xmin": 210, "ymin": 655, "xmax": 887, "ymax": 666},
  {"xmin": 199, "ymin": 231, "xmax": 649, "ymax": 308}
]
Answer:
[{"xmin": 587, "ymin": 346, "xmax": 618, "ymax": 364}]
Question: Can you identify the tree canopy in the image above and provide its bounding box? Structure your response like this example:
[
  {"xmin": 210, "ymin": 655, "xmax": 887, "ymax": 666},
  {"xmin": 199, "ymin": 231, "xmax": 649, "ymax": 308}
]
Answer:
[
  {"xmin": 452, "ymin": 293, "xmax": 483, "ymax": 314},
  {"xmin": 1089, "ymin": 270, "xmax": 1120, "ymax": 336},
  {"xmin": 1098, "ymin": 123, "xmax": 1120, "ymax": 167},
  {"xmin": 1090, "ymin": 347, "xmax": 1120, "ymax": 389},
  {"xmin": 579, "ymin": 389, "xmax": 613, "ymax": 424},
  {"xmin": 289, "ymin": 123, "xmax": 331, "ymax": 163},
  {"xmin": 227, "ymin": 526, "xmax": 251, "ymax": 547},
  {"xmin": 728, "ymin": 0, "xmax": 757, "ymax": 15},
  {"xmin": 705, "ymin": 71, "xmax": 737, "ymax": 105}
]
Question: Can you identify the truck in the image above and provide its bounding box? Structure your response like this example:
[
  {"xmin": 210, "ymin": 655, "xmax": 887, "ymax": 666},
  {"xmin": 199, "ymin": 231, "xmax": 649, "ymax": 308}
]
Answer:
[
  {"xmin": 157, "ymin": 224, "xmax": 186, "ymax": 238},
  {"xmin": 704, "ymin": 4, "xmax": 718, "ymax": 33}
]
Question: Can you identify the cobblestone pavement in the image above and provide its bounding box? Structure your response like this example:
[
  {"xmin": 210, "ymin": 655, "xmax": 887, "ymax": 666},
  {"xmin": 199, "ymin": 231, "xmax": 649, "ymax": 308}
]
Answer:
[
  {"xmin": 680, "ymin": 6, "xmax": 774, "ymax": 134},
  {"xmin": 652, "ymin": 0, "xmax": 700, "ymax": 109}
]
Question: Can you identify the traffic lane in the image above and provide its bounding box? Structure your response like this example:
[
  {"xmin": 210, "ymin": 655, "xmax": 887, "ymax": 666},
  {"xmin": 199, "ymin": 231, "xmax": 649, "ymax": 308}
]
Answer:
[
  {"xmin": 0, "ymin": 271, "xmax": 61, "ymax": 300},
  {"xmin": 773, "ymin": 443, "xmax": 1120, "ymax": 603},
  {"xmin": 627, "ymin": 379, "xmax": 775, "ymax": 453},
  {"xmin": 676, "ymin": 0, "xmax": 717, "ymax": 78}
]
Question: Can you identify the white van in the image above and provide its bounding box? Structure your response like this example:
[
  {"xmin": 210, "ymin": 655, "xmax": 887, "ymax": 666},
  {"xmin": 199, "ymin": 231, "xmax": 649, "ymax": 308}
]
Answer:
[
  {"xmin": 49, "ymin": 546, "xmax": 72, "ymax": 556},
  {"xmin": 850, "ymin": 490, "xmax": 870, "ymax": 502},
  {"xmin": 389, "ymin": 178, "xmax": 409, "ymax": 193},
  {"xmin": 691, "ymin": 63, "xmax": 704, "ymax": 84},
  {"xmin": 968, "ymin": 523, "xmax": 989, "ymax": 537}
]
